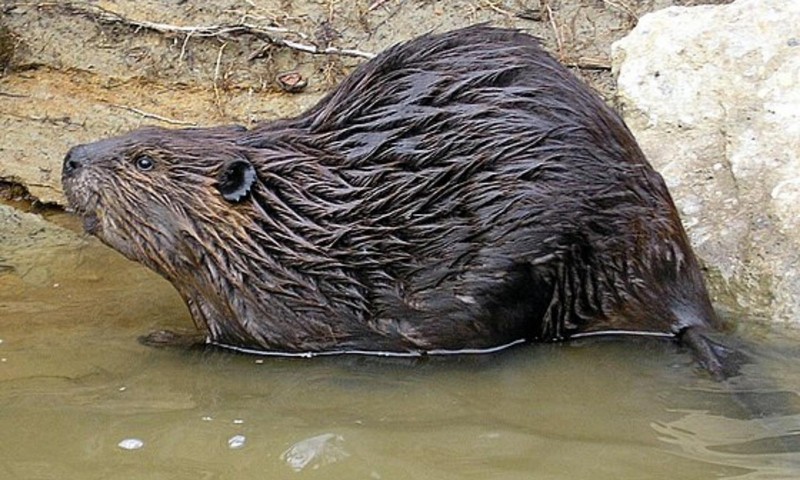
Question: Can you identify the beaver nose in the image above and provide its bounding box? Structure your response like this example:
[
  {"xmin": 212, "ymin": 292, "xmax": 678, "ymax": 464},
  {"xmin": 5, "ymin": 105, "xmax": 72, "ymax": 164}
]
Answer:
[{"xmin": 63, "ymin": 145, "xmax": 88, "ymax": 177}]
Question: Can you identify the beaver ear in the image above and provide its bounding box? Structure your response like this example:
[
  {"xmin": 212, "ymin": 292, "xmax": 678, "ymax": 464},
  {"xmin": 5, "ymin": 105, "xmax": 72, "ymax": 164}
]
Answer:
[{"xmin": 216, "ymin": 159, "xmax": 257, "ymax": 203}]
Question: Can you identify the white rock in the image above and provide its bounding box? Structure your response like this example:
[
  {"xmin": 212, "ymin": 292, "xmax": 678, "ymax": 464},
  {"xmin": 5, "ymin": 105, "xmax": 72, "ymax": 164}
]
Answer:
[
  {"xmin": 612, "ymin": 0, "xmax": 800, "ymax": 324},
  {"xmin": 117, "ymin": 438, "xmax": 144, "ymax": 450},
  {"xmin": 227, "ymin": 434, "xmax": 246, "ymax": 449}
]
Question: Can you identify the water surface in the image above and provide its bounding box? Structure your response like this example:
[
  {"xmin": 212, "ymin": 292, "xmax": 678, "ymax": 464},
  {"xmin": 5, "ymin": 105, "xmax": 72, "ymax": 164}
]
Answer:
[{"xmin": 1, "ymin": 210, "xmax": 799, "ymax": 480}]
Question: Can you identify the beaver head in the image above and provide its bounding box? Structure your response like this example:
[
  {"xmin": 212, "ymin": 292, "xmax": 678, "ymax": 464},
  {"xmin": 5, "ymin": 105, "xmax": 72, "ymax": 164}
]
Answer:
[
  {"xmin": 61, "ymin": 124, "xmax": 384, "ymax": 351},
  {"xmin": 61, "ymin": 126, "xmax": 279, "ymax": 347},
  {"xmin": 62, "ymin": 126, "xmax": 254, "ymax": 270}
]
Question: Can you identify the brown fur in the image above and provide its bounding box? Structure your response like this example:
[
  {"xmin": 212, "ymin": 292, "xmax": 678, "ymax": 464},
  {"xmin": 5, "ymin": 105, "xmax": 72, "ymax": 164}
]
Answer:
[{"xmin": 62, "ymin": 26, "xmax": 732, "ymax": 374}]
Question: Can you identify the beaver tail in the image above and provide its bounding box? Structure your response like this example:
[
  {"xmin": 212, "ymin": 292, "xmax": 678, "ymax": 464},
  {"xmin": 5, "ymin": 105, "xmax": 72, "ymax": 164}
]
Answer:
[{"xmin": 680, "ymin": 326, "xmax": 746, "ymax": 379}]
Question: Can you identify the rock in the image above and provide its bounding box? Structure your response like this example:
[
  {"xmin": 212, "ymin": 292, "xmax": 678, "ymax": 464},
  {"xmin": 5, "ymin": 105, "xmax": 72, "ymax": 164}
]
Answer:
[
  {"xmin": 612, "ymin": 0, "xmax": 800, "ymax": 324},
  {"xmin": 117, "ymin": 438, "xmax": 145, "ymax": 450},
  {"xmin": 282, "ymin": 433, "xmax": 349, "ymax": 472}
]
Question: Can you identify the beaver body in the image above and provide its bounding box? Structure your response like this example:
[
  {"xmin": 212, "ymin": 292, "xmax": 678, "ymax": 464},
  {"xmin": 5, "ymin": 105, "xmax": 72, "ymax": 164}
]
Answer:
[{"xmin": 62, "ymin": 26, "xmax": 730, "ymax": 373}]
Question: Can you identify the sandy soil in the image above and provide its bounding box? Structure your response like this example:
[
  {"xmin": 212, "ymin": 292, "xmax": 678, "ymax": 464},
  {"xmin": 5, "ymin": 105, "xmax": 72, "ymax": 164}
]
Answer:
[{"xmin": 1, "ymin": 0, "xmax": 732, "ymax": 206}]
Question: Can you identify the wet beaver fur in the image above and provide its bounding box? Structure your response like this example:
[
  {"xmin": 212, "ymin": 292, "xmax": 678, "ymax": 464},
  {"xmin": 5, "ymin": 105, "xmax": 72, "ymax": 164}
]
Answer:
[{"xmin": 62, "ymin": 26, "xmax": 737, "ymax": 376}]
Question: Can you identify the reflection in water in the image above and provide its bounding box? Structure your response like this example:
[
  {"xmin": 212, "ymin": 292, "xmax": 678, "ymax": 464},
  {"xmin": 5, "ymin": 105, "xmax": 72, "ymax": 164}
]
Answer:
[
  {"xmin": 654, "ymin": 412, "xmax": 800, "ymax": 479},
  {"xmin": 653, "ymin": 343, "xmax": 800, "ymax": 479},
  {"xmin": 1, "ymin": 209, "xmax": 799, "ymax": 479}
]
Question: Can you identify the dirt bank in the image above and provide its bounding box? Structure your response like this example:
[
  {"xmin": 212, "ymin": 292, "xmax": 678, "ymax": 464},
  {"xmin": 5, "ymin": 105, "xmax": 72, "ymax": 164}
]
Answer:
[{"xmin": 0, "ymin": 0, "xmax": 731, "ymax": 205}]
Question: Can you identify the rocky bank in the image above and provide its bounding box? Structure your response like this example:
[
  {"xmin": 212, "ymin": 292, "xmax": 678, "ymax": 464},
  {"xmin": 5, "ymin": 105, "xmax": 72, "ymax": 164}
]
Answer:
[{"xmin": 613, "ymin": 0, "xmax": 800, "ymax": 324}]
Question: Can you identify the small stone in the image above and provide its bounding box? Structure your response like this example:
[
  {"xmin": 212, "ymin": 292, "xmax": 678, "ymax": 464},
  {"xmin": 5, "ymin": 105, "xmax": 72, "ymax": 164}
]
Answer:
[
  {"xmin": 228, "ymin": 435, "xmax": 246, "ymax": 449},
  {"xmin": 276, "ymin": 71, "xmax": 308, "ymax": 93},
  {"xmin": 118, "ymin": 438, "xmax": 144, "ymax": 450}
]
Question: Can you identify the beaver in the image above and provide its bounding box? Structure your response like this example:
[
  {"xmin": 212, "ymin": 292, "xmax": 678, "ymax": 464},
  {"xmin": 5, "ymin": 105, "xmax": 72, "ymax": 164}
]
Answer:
[{"xmin": 61, "ymin": 26, "xmax": 737, "ymax": 377}]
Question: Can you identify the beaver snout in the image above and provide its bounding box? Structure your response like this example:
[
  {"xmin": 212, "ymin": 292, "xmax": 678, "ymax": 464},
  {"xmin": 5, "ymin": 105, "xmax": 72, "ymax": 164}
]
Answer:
[
  {"xmin": 63, "ymin": 139, "xmax": 120, "ymax": 177},
  {"xmin": 62, "ymin": 145, "xmax": 90, "ymax": 177}
]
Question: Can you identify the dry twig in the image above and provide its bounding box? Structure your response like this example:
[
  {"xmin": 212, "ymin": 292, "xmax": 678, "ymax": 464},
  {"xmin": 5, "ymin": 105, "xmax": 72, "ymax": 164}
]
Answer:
[
  {"xmin": 213, "ymin": 42, "xmax": 227, "ymax": 115},
  {"xmin": 368, "ymin": 0, "xmax": 393, "ymax": 12},
  {"xmin": 107, "ymin": 103, "xmax": 197, "ymax": 126},
  {"xmin": 480, "ymin": 0, "xmax": 512, "ymax": 17},
  {"xmin": 542, "ymin": 1, "xmax": 565, "ymax": 61},
  {"xmin": 43, "ymin": 1, "xmax": 375, "ymax": 59},
  {"xmin": 602, "ymin": 0, "xmax": 638, "ymax": 22},
  {"xmin": 368, "ymin": 0, "xmax": 409, "ymax": 36},
  {"xmin": 564, "ymin": 58, "xmax": 611, "ymax": 71}
]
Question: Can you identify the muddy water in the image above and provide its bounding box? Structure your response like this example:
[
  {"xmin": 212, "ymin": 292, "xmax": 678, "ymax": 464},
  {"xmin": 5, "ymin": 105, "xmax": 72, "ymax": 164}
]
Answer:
[{"xmin": 1, "ymin": 209, "xmax": 799, "ymax": 480}]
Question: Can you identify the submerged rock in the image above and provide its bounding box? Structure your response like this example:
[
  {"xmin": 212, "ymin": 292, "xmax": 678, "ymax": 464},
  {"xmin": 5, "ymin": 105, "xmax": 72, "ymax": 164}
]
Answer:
[
  {"xmin": 282, "ymin": 433, "xmax": 349, "ymax": 471},
  {"xmin": 612, "ymin": 0, "xmax": 800, "ymax": 325}
]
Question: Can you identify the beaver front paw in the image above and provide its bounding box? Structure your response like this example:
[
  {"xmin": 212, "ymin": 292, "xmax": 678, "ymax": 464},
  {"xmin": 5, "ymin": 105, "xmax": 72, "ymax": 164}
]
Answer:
[{"xmin": 138, "ymin": 329, "xmax": 208, "ymax": 349}]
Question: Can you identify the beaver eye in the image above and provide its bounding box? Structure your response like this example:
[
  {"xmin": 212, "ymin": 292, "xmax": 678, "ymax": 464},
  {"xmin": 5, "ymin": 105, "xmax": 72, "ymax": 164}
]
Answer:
[{"xmin": 135, "ymin": 155, "xmax": 155, "ymax": 171}]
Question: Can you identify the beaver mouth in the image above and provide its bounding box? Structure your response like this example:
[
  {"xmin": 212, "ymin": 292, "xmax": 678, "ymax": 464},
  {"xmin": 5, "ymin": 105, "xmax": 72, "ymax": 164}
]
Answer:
[
  {"xmin": 68, "ymin": 204, "xmax": 101, "ymax": 235},
  {"xmin": 62, "ymin": 184, "xmax": 102, "ymax": 236},
  {"xmin": 80, "ymin": 211, "xmax": 101, "ymax": 235}
]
